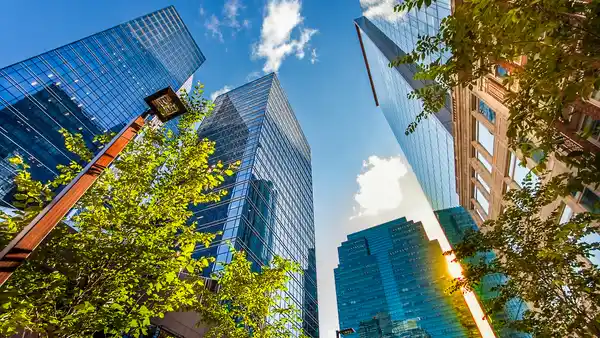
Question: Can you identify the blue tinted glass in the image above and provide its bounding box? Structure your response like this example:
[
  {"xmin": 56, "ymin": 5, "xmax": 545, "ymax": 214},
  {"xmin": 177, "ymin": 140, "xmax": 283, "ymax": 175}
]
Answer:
[
  {"xmin": 479, "ymin": 100, "xmax": 496, "ymax": 123},
  {"xmin": 190, "ymin": 74, "xmax": 318, "ymax": 337},
  {"xmin": 355, "ymin": 16, "xmax": 458, "ymax": 211},
  {"xmin": 496, "ymin": 65, "xmax": 508, "ymax": 77},
  {"xmin": 435, "ymin": 207, "xmax": 531, "ymax": 338},
  {"xmin": 0, "ymin": 6, "xmax": 204, "ymax": 207},
  {"xmin": 335, "ymin": 217, "xmax": 476, "ymax": 337}
]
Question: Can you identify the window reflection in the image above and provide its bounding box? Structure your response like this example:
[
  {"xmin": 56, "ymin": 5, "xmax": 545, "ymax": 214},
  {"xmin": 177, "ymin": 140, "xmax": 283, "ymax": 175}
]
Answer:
[
  {"xmin": 507, "ymin": 152, "xmax": 539, "ymax": 187},
  {"xmin": 474, "ymin": 185, "xmax": 490, "ymax": 214},
  {"xmin": 477, "ymin": 120, "xmax": 494, "ymax": 155},
  {"xmin": 477, "ymin": 151, "xmax": 492, "ymax": 172}
]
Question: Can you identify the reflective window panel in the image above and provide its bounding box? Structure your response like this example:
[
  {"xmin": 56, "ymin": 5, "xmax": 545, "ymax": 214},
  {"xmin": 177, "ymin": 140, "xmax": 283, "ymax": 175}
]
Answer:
[
  {"xmin": 190, "ymin": 74, "xmax": 318, "ymax": 337},
  {"xmin": 0, "ymin": 6, "xmax": 204, "ymax": 207}
]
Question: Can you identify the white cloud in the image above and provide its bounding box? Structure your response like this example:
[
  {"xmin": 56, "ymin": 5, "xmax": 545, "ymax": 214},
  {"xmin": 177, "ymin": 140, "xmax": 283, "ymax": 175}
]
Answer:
[
  {"xmin": 351, "ymin": 156, "xmax": 408, "ymax": 218},
  {"xmin": 253, "ymin": 0, "xmax": 318, "ymax": 73},
  {"xmin": 210, "ymin": 85, "xmax": 232, "ymax": 101},
  {"xmin": 224, "ymin": 0, "xmax": 243, "ymax": 28},
  {"xmin": 203, "ymin": 0, "xmax": 250, "ymax": 42},
  {"xmin": 310, "ymin": 48, "xmax": 318, "ymax": 64},
  {"xmin": 246, "ymin": 71, "xmax": 261, "ymax": 82},
  {"xmin": 360, "ymin": 0, "xmax": 403, "ymax": 22},
  {"xmin": 205, "ymin": 15, "xmax": 223, "ymax": 42}
]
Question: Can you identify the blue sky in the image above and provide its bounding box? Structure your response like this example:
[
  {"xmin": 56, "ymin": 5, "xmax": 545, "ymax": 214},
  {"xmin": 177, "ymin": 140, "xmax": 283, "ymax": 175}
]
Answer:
[{"xmin": 0, "ymin": 1, "xmax": 436, "ymax": 336}]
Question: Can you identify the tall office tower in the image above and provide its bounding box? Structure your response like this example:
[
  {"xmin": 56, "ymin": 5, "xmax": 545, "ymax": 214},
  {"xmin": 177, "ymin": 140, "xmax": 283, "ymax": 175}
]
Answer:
[
  {"xmin": 334, "ymin": 217, "xmax": 478, "ymax": 337},
  {"xmin": 0, "ymin": 6, "xmax": 204, "ymax": 207},
  {"xmin": 354, "ymin": 0, "xmax": 457, "ymax": 211},
  {"xmin": 435, "ymin": 207, "xmax": 530, "ymax": 338},
  {"xmin": 191, "ymin": 73, "xmax": 318, "ymax": 337}
]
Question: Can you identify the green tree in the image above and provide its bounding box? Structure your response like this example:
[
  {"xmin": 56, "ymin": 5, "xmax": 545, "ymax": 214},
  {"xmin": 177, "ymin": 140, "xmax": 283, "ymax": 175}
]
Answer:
[
  {"xmin": 196, "ymin": 250, "xmax": 307, "ymax": 338},
  {"xmin": 0, "ymin": 83, "xmax": 239, "ymax": 337},
  {"xmin": 392, "ymin": 0, "xmax": 600, "ymax": 185},
  {"xmin": 388, "ymin": 1, "xmax": 600, "ymax": 336},
  {"xmin": 448, "ymin": 176, "xmax": 600, "ymax": 337}
]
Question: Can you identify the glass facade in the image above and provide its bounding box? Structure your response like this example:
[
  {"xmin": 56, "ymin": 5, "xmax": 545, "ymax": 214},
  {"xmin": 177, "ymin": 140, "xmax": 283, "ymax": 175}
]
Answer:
[
  {"xmin": 361, "ymin": 0, "xmax": 451, "ymax": 65},
  {"xmin": 0, "ymin": 6, "xmax": 204, "ymax": 207},
  {"xmin": 335, "ymin": 217, "xmax": 477, "ymax": 337},
  {"xmin": 190, "ymin": 73, "xmax": 318, "ymax": 337},
  {"xmin": 355, "ymin": 15, "xmax": 458, "ymax": 211},
  {"xmin": 435, "ymin": 207, "xmax": 530, "ymax": 338}
]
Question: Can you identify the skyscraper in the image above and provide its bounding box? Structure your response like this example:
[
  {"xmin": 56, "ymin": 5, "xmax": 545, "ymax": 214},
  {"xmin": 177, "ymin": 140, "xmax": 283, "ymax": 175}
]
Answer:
[
  {"xmin": 0, "ymin": 6, "xmax": 204, "ymax": 207},
  {"xmin": 334, "ymin": 217, "xmax": 478, "ymax": 337},
  {"xmin": 191, "ymin": 73, "xmax": 318, "ymax": 337},
  {"xmin": 354, "ymin": 1, "xmax": 457, "ymax": 211},
  {"xmin": 435, "ymin": 207, "xmax": 530, "ymax": 338}
]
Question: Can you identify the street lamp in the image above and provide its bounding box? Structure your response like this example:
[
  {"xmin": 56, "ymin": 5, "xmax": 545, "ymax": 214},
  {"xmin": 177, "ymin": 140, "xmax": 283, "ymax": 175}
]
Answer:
[
  {"xmin": 0, "ymin": 87, "xmax": 187, "ymax": 286},
  {"xmin": 336, "ymin": 328, "xmax": 356, "ymax": 338}
]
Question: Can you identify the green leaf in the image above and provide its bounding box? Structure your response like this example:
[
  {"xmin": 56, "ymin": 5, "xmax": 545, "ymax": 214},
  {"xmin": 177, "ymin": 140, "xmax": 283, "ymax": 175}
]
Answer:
[{"xmin": 0, "ymin": 79, "xmax": 310, "ymax": 338}]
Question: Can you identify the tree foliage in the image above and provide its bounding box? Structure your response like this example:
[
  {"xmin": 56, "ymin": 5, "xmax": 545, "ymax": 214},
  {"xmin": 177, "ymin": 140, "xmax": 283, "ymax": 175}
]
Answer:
[
  {"xmin": 196, "ymin": 250, "xmax": 307, "ymax": 338},
  {"xmin": 0, "ymin": 83, "xmax": 241, "ymax": 337},
  {"xmin": 389, "ymin": 1, "xmax": 600, "ymax": 335},
  {"xmin": 392, "ymin": 0, "xmax": 600, "ymax": 185},
  {"xmin": 449, "ymin": 176, "xmax": 600, "ymax": 337}
]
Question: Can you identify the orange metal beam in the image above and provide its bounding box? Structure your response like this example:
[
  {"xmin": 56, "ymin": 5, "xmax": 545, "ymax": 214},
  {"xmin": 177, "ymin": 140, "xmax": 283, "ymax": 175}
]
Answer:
[
  {"xmin": 0, "ymin": 114, "xmax": 146, "ymax": 286},
  {"xmin": 354, "ymin": 21, "xmax": 380, "ymax": 107}
]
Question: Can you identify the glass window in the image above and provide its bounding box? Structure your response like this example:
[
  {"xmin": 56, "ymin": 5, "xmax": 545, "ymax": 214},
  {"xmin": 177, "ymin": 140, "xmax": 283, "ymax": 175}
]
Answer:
[
  {"xmin": 508, "ymin": 152, "xmax": 539, "ymax": 187},
  {"xmin": 579, "ymin": 115, "xmax": 600, "ymax": 146},
  {"xmin": 476, "ymin": 173, "xmax": 491, "ymax": 194},
  {"xmin": 559, "ymin": 203, "xmax": 574, "ymax": 224},
  {"xmin": 478, "ymin": 100, "xmax": 496, "ymax": 123},
  {"xmin": 477, "ymin": 120, "xmax": 494, "ymax": 155},
  {"xmin": 475, "ymin": 186, "xmax": 490, "ymax": 214},
  {"xmin": 474, "ymin": 204, "xmax": 486, "ymax": 222},
  {"xmin": 580, "ymin": 188, "xmax": 600, "ymax": 213},
  {"xmin": 495, "ymin": 65, "xmax": 508, "ymax": 77},
  {"xmin": 558, "ymin": 201, "xmax": 600, "ymax": 266},
  {"xmin": 477, "ymin": 151, "xmax": 492, "ymax": 172}
]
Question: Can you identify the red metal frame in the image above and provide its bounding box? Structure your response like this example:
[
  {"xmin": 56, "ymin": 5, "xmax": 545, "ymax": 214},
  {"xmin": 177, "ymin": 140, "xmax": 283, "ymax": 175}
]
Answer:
[{"xmin": 0, "ymin": 114, "xmax": 147, "ymax": 286}]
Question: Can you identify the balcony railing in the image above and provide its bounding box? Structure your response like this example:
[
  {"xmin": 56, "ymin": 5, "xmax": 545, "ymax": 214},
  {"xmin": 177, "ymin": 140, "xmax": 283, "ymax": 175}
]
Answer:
[{"xmin": 558, "ymin": 131, "xmax": 585, "ymax": 156}]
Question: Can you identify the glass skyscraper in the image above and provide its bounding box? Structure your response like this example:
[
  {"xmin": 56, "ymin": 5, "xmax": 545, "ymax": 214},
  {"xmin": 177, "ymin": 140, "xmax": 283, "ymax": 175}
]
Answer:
[
  {"xmin": 355, "ymin": 3, "xmax": 457, "ymax": 211},
  {"xmin": 191, "ymin": 73, "xmax": 318, "ymax": 337},
  {"xmin": 334, "ymin": 217, "xmax": 478, "ymax": 337},
  {"xmin": 0, "ymin": 6, "xmax": 204, "ymax": 207},
  {"xmin": 435, "ymin": 207, "xmax": 530, "ymax": 338}
]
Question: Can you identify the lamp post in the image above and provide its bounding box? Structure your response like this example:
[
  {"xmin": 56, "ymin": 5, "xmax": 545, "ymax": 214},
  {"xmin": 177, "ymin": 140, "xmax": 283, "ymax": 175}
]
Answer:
[
  {"xmin": 0, "ymin": 87, "xmax": 187, "ymax": 287},
  {"xmin": 336, "ymin": 328, "xmax": 356, "ymax": 338}
]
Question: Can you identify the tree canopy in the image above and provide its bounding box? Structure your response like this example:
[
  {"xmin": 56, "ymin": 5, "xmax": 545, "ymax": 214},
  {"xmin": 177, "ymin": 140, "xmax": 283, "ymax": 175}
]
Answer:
[
  {"xmin": 449, "ymin": 176, "xmax": 600, "ymax": 336},
  {"xmin": 393, "ymin": 0, "xmax": 600, "ymax": 186},
  {"xmin": 0, "ymin": 83, "xmax": 302, "ymax": 338},
  {"xmin": 197, "ymin": 250, "xmax": 307, "ymax": 338},
  {"xmin": 389, "ymin": 0, "xmax": 600, "ymax": 336}
]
